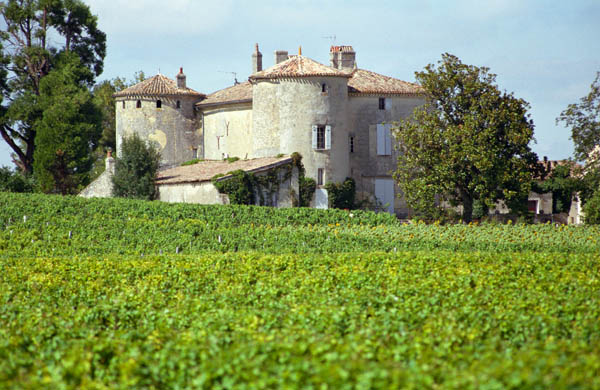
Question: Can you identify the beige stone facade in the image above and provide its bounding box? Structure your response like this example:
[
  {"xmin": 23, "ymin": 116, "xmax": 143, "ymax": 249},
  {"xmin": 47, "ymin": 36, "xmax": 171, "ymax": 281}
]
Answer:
[{"xmin": 102, "ymin": 45, "xmax": 425, "ymax": 213}]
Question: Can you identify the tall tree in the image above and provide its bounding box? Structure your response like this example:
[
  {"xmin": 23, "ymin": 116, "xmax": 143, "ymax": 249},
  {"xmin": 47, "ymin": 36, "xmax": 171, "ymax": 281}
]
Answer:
[
  {"xmin": 393, "ymin": 53, "xmax": 539, "ymax": 222},
  {"xmin": 0, "ymin": 0, "xmax": 106, "ymax": 173},
  {"xmin": 557, "ymin": 72, "xmax": 600, "ymax": 162},
  {"xmin": 33, "ymin": 53, "xmax": 101, "ymax": 194}
]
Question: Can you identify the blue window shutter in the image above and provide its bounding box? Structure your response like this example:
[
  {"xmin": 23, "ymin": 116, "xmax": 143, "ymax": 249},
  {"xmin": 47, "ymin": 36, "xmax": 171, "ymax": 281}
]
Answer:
[
  {"xmin": 377, "ymin": 124, "xmax": 385, "ymax": 155},
  {"xmin": 325, "ymin": 125, "xmax": 332, "ymax": 150},
  {"xmin": 385, "ymin": 124, "xmax": 392, "ymax": 155},
  {"xmin": 312, "ymin": 125, "xmax": 318, "ymax": 149}
]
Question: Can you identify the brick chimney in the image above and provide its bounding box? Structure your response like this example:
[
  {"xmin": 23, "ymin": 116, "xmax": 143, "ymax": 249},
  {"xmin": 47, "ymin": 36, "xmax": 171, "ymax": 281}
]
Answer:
[
  {"xmin": 176, "ymin": 67, "xmax": 186, "ymax": 89},
  {"xmin": 330, "ymin": 46, "xmax": 356, "ymax": 70},
  {"xmin": 252, "ymin": 43, "xmax": 263, "ymax": 73},
  {"xmin": 274, "ymin": 50, "xmax": 289, "ymax": 65}
]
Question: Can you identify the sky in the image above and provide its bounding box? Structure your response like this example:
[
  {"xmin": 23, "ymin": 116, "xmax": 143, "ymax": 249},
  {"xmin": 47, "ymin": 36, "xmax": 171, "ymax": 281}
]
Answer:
[{"xmin": 1, "ymin": 0, "xmax": 599, "ymax": 168}]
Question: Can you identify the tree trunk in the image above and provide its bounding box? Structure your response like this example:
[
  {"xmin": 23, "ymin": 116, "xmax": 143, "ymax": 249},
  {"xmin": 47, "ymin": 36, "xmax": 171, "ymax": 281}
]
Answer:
[{"xmin": 461, "ymin": 190, "xmax": 474, "ymax": 223}]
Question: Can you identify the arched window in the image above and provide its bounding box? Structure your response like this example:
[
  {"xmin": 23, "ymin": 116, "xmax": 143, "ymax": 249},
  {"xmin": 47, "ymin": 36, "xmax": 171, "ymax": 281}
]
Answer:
[
  {"xmin": 176, "ymin": 100, "xmax": 181, "ymax": 109},
  {"xmin": 122, "ymin": 101, "xmax": 125, "ymax": 109},
  {"xmin": 156, "ymin": 100, "xmax": 162, "ymax": 108},
  {"xmin": 136, "ymin": 100, "xmax": 141, "ymax": 108}
]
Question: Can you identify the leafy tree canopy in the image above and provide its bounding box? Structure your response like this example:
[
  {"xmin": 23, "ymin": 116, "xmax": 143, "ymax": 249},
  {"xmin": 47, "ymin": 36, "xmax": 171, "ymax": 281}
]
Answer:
[
  {"xmin": 393, "ymin": 53, "xmax": 539, "ymax": 222},
  {"xmin": 534, "ymin": 162, "xmax": 581, "ymax": 214},
  {"xmin": 112, "ymin": 133, "xmax": 160, "ymax": 200},
  {"xmin": 0, "ymin": 0, "xmax": 106, "ymax": 173},
  {"xmin": 557, "ymin": 72, "xmax": 600, "ymax": 162},
  {"xmin": 33, "ymin": 52, "xmax": 102, "ymax": 194}
]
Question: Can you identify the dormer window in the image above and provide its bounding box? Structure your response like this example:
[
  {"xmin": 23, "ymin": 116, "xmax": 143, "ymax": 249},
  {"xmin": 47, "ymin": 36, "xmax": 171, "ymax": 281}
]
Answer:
[
  {"xmin": 176, "ymin": 100, "xmax": 181, "ymax": 109},
  {"xmin": 136, "ymin": 100, "xmax": 142, "ymax": 108},
  {"xmin": 156, "ymin": 100, "xmax": 162, "ymax": 108}
]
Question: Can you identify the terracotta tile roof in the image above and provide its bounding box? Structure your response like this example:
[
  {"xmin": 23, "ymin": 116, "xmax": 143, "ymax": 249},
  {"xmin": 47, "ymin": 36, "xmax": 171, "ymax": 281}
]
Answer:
[
  {"xmin": 156, "ymin": 156, "xmax": 292, "ymax": 185},
  {"xmin": 113, "ymin": 74, "xmax": 205, "ymax": 98},
  {"xmin": 348, "ymin": 68, "xmax": 423, "ymax": 95},
  {"xmin": 196, "ymin": 81, "xmax": 253, "ymax": 107},
  {"xmin": 250, "ymin": 55, "xmax": 352, "ymax": 80}
]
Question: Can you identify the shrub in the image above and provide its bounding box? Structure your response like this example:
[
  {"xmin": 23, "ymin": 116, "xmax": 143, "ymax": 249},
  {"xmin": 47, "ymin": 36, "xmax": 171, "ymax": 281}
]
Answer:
[
  {"xmin": 325, "ymin": 177, "xmax": 356, "ymax": 209},
  {"xmin": 0, "ymin": 166, "xmax": 35, "ymax": 193},
  {"xmin": 583, "ymin": 190, "xmax": 600, "ymax": 224},
  {"xmin": 112, "ymin": 134, "xmax": 160, "ymax": 200}
]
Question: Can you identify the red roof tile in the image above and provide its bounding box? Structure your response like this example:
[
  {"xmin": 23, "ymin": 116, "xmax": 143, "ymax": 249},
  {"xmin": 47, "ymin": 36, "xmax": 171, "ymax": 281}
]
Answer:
[{"xmin": 113, "ymin": 74, "xmax": 205, "ymax": 98}]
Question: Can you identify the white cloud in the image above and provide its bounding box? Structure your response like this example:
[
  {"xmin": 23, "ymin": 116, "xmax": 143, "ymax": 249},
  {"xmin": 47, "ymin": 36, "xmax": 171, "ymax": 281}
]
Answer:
[{"xmin": 85, "ymin": 0, "xmax": 234, "ymax": 36}]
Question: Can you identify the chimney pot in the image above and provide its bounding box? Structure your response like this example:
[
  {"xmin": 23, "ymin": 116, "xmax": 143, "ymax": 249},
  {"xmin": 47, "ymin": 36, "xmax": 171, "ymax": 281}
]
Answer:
[
  {"xmin": 252, "ymin": 43, "xmax": 263, "ymax": 73},
  {"xmin": 176, "ymin": 67, "xmax": 186, "ymax": 89}
]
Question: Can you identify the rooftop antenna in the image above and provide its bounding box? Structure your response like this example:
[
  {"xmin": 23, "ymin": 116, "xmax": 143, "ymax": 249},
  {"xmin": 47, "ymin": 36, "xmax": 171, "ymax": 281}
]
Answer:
[
  {"xmin": 322, "ymin": 35, "xmax": 336, "ymax": 45},
  {"xmin": 219, "ymin": 71, "xmax": 238, "ymax": 85}
]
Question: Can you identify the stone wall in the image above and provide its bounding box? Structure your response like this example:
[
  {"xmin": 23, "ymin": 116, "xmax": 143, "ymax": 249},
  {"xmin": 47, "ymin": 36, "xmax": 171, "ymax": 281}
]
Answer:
[
  {"xmin": 252, "ymin": 76, "xmax": 350, "ymax": 189},
  {"xmin": 158, "ymin": 181, "xmax": 228, "ymax": 204},
  {"xmin": 115, "ymin": 95, "xmax": 201, "ymax": 168},
  {"xmin": 201, "ymin": 103, "xmax": 253, "ymax": 160},
  {"xmin": 347, "ymin": 95, "xmax": 423, "ymax": 216}
]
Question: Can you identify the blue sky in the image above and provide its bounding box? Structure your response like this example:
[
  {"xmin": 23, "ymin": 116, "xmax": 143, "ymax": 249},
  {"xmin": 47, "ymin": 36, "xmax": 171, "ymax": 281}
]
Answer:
[{"xmin": 1, "ymin": 0, "xmax": 599, "ymax": 167}]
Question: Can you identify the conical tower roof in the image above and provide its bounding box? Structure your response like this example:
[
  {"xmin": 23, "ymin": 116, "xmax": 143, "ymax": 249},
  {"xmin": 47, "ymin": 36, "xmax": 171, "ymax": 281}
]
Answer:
[{"xmin": 113, "ymin": 74, "xmax": 205, "ymax": 98}]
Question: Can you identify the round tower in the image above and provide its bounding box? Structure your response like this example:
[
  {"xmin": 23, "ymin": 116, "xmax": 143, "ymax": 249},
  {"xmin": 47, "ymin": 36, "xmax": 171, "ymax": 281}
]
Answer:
[
  {"xmin": 250, "ymin": 54, "xmax": 351, "ymax": 185},
  {"xmin": 113, "ymin": 69, "xmax": 205, "ymax": 168}
]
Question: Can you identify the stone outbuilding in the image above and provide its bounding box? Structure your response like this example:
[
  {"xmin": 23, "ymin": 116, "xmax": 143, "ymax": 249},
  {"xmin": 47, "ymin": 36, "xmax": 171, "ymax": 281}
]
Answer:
[{"xmin": 155, "ymin": 156, "xmax": 299, "ymax": 207}]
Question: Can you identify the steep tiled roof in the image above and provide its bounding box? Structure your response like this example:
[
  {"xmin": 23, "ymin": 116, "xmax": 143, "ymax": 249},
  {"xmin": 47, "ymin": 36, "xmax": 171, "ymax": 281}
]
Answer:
[
  {"xmin": 250, "ymin": 56, "xmax": 351, "ymax": 80},
  {"xmin": 156, "ymin": 156, "xmax": 292, "ymax": 185},
  {"xmin": 196, "ymin": 81, "xmax": 253, "ymax": 107},
  {"xmin": 113, "ymin": 74, "xmax": 205, "ymax": 98},
  {"xmin": 348, "ymin": 69, "xmax": 423, "ymax": 95}
]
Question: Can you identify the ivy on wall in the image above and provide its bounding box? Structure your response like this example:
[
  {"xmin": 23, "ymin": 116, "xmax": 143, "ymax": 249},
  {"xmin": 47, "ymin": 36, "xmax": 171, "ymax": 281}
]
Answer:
[
  {"xmin": 212, "ymin": 153, "xmax": 310, "ymax": 206},
  {"xmin": 325, "ymin": 177, "xmax": 356, "ymax": 209}
]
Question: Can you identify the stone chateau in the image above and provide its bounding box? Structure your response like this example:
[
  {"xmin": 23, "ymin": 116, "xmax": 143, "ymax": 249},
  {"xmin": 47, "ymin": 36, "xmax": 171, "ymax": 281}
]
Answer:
[{"xmin": 84, "ymin": 45, "xmax": 424, "ymax": 215}]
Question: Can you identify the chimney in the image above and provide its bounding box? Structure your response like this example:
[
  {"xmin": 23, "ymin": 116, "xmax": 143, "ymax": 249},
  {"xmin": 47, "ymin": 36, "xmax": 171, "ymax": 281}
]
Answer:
[
  {"xmin": 105, "ymin": 148, "xmax": 115, "ymax": 174},
  {"xmin": 329, "ymin": 45, "xmax": 356, "ymax": 70},
  {"xmin": 252, "ymin": 43, "xmax": 263, "ymax": 73},
  {"xmin": 274, "ymin": 50, "xmax": 289, "ymax": 65},
  {"xmin": 176, "ymin": 67, "xmax": 186, "ymax": 89}
]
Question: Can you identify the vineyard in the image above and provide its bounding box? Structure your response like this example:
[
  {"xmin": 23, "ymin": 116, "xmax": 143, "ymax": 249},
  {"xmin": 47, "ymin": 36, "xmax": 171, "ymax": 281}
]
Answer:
[{"xmin": 1, "ymin": 192, "xmax": 599, "ymax": 389}]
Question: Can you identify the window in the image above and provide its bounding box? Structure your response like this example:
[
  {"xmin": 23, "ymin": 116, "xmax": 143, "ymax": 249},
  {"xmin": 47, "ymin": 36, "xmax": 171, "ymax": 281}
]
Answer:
[
  {"xmin": 192, "ymin": 148, "xmax": 198, "ymax": 159},
  {"xmin": 176, "ymin": 100, "xmax": 181, "ymax": 109},
  {"xmin": 156, "ymin": 100, "xmax": 162, "ymax": 108},
  {"xmin": 349, "ymin": 136, "xmax": 354, "ymax": 153},
  {"xmin": 122, "ymin": 101, "xmax": 125, "ymax": 109},
  {"xmin": 379, "ymin": 97, "xmax": 390, "ymax": 110},
  {"xmin": 312, "ymin": 125, "xmax": 331, "ymax": 150},
  {"xmin": 528, "ymin": 200, "xmax": 538, "ymax": 213},
  {"xmin": 317, "ymin": 168, "xmax": 324, "ymax": 186},
  {"xmin": 375, "ymin": 179, "xmax": 395, "ymax": 214},
  {"xmin": 376, "ymin": 123, "xmax": 392, "ymax": 155},
  {"xmin": 321, "ymin": 83, "xmax": 327, "ymax": 93},
  {"xmin": 136, "ymin": 100, "xmax": 142, "ymax": 108}
]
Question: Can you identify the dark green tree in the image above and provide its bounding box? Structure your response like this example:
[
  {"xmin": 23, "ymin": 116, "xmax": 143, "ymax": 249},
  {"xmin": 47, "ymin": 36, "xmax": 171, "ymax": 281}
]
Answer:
[
  {"xmin": 393, "ymin": 53, "xmax": 539, "ymax": 222},
  {"xmin": 557, "ymin": 72, "xmax": 600, "ymax": 162},
  {"xmin": 33, "ymin": 53, "xmax": 102, "ymax": 194},
  {"xmin": 112, "ymin": 133, "xmax": 160, "ymax": 200},
  {"xmin": 0, "ymin": 0, "xmax": 106, "ymax": 173},
  {"xmin": 534, "ymin": 163, "xmax": 581, "ymax": 214}
]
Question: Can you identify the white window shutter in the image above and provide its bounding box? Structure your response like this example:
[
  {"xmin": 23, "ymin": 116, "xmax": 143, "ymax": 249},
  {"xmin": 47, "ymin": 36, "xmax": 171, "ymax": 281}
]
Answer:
[
  {"xmin": 377, "ymin": 124, "xmax": 385, "ymax": 155},
  {"xmin": 312, "ymin": 125, "xmax": 318, "ymax": 149},
  {"xmin": 385, "ymin": 124, "xmax": 392, "ymax": 155},
  {"xmin": 384, "ymin": 98, "xmax": 391, "ymax": 110},
  {"xmin": 325, "ymin": 125, "xmax": 332, "ymax": 150}
]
